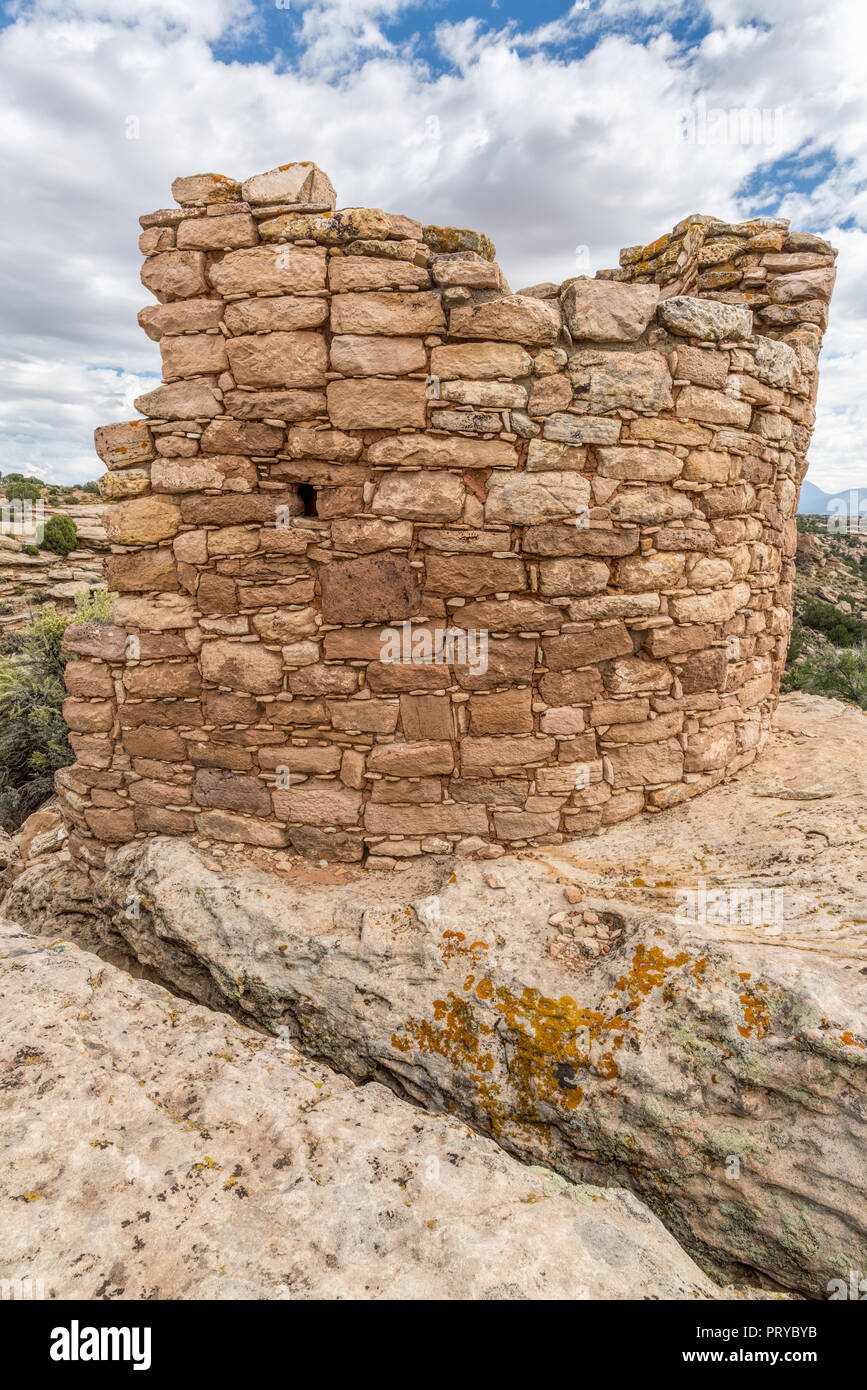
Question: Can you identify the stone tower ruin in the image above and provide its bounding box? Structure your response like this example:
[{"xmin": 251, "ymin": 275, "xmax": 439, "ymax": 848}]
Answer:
[{"xmin": 57, "ymin": 161, "xmax": 837, "ymax": 869}]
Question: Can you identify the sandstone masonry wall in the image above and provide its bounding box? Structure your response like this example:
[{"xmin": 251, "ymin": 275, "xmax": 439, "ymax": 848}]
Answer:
[{"xmin": 57, "ymin": 162, "xmax": 837, "ymax": 869}]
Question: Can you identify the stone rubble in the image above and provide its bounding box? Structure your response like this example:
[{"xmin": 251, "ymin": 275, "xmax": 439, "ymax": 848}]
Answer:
[{"xmin": 0, "ymin": 920, "xmax": 771, "ymax": 1301}]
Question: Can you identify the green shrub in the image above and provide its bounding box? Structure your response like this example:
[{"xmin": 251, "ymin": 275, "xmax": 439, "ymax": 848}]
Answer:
[
  {"xmin": 786, "ymin": 621, "xmax": 805, "ymax": 663},
  {"xmin": 0, "ymin": 630, "xmax": 25, "ymax": 655},
  {"xmin": 74, "ymin": 588, "xmax": 114, "ymax": 623},
  {"xmin": 82, "ymin": 480, "xmax": 99, "ymax": 495},
  {"xmin": 23, "ymin": 544, "xmax": 39, "ymax": 556},
  {"xmin": 781, "ymin": 647, "xmax": 867, "ymax": 708},
  {"xmin": 0, "ymin": 603, "xmax": 75, "ymax": 828},
  {"xmin": 3, "ymin": 478, "xmax": 41, "ymax": 503},
  {"xmin": 40, "ymin": 513, "xmax": 78, "ymax": 556},
  {"xmin": 801, "ymin": 596, "xmax": 867, "ymax": 647},
  {"xmin": 0, "ymin": 588, "xmax": 114, "ymax": 829}
]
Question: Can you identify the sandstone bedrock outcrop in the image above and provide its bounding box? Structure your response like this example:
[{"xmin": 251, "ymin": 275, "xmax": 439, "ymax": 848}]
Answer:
[
  {"xmin": 55, "ymin": 166, "xmax": 835, "ymax": 868},
  {"xmin": 9, "ymin": 695, "xmax": 865, "ymax": 1298},
  {"xmin": 2, "ymin": 920, "xmax": 779, "ymax": 1301}
]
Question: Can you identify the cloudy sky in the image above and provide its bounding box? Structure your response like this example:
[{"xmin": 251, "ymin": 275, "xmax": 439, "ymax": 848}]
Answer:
[{"xmin": 1, "ymin": 0, "xmax": 864, "ymax": 489}]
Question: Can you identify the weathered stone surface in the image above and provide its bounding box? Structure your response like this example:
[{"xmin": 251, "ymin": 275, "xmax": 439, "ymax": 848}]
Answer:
[
  {"xmin": 525, "ymin": 439, "xmax": 587, "ymax": 471},
  {"xmin": 522, "ymin": 525, "xmax": 638, "ymax": 557},
  {"xmin": 97, "ymin": 467, "xmax": 150, "ymax": 500},
  {"xmin": 224, "ymin": 296, "xmax": 328, "ymax": 334},
  {"xmin": 485, "ymin": 472, "xmax": 590, "ymax": 525},
  {"xmin": 138, "ymin": 300, "xmax": 225, "ymax": 340},
  {"xmin": 134, "ymin": 379, "xmax": 221, "ymax": 420},
  {"xmin": 141, "ymin": 250, "xmax": 208, "ymax": 301},
  {"xmin": 320, "ymin": 552, "xmax": 420, "ymax": 624},
  {"xmin": 616, "ymin": 551, "xmax": 686, "ymax": 591},
  {"xmin": 200, "ymin": 639, "xmax": 284, "ymax": 693},
  {"xmin": 261, "ymin": 207, "xmax": 391, "ymax": 244},
  {"xmin": 0, "ymin": 925, "xmax": 730, "ymax": 1299},
  {"xmin": 605, "ymin": 738, "xmax": 683, "ymax": 786},
  {"xmin": 152, "ymin": 454, "xmax": 257, "ymax": 494},
  {"xmin": 669, "ymin": 582, "xmax": 751, "ymax": 624},
  {"xmin": 223, "ymin": 389, "xmax": 326, "ymax": 421},
  {"xmin": 273, "ymin": 781, "xmax": 362, "ymax": 826},
  {"xmin": 527, "ymin": 373, "xmax": 571, "ymax": 414},
  {"xmin": 177, "ymin": 213, "xmax": 258, "ymax": 250},
  {"xmin": 430, "ymin": 341, "xmax": 531, "ymax": 379},
  {"xmin": 103, "ymin": 496, "xmax": 181, "ymax": 545},
  {"xmin": 674, "ymin": 345, "xmax": 728, "ymax": 389},
  {"xmin": 569, "ymin": 349, "xmax": 672, "ymax": 413},
  {"xmin": 367, "ymin": 434, "xmax": 516, "ymax": 470},
  {"xmin": 749, "ymin": 335, "xmax": 800, "ymax": 389},
  {"xmin": 241, "ymin": 161, "xmax": 336, "ymax": 208},
  {"xmin": 94, "ymin": 419, "xmax": 155, "ymax": 468},
  {"xmin": 194, "ymin": 769, "xmax": 272, "ymax": 817},
  {"xmin": 171, "ymin": 172, "xmax": 240, "ymax": 205},
  {"xmin": 538, "ymin": 558, "xmax": 609, "ymax": 596},
  {"xmin": 596, "ymin": 446, "xmax": 681, "ymax": 481},
  {"xmin": 200, "ymin": 419, "xmax": 284, "ymax": 454},
  {"xmin": 658, "ymin": 296, "xmax": 753, "ymax": 341},
  {"xmin": 160, "ymin": 333, "xmax": 229, "ymax": 379},
  {"xmin": 226, "ymin": 331, "xmax": 328, "ymax": 388},
  {"xmin": 676, "ymin": 385, "xmax": 751, "ymax": 427},
  {"xmin": 542, "ymin": 623, "xmax": 632, "ymax": 671},
  {"xmin": 372, "ymin": 471, "xmax": 464, "ymax": 521},
  {"xmin": 767, "ymin": 266, "xmax": 836, "ymax": 303},
  {"xmin": 112, "ymin": 594, "xmax": 196, "ymax": 630},
  {"xmin": 449, "ymin": 296, "xmax": 561, "ymax": 345},
  {"xmin": 328, "ymin": 257, "xmax": 431, "ymax": 292},
  {"xmin": 431, "ymin": 256, "xmax": 501, "ymax": 288},
  {"xmin": 207, "ymin": 246, "xmax": 327, "ymax": 295},
  {"xmin": 440, "ymin": 379, "xmax": 527, "ymax": 409},
  {"xmin": 329, "ymin": 334, "xmax": 426, "ymax": 376},
  {"xmin": 424, "ymin": 553, "xmax": 526, "ymax": 596},
  {"xmin": 561, "ymin": 279, "xmax": 659, "ymax": 342},
  {"xmin": 327, "ymin": 378, "xmax": 427, "ymax": 429},
  {"xmin": 330, "ymin": 292, "xmax": 445, "ymax": 337},
  {"xmin": 542, "ymin": 414, "xmax": 621, "ymax": 445},
  {"xmin": 123, "ymin": 660, "xmax": 200, "ymax": 699},
  {"xmin": 609, "ymin": 486, "xmax": 694, "ymax": 525}
]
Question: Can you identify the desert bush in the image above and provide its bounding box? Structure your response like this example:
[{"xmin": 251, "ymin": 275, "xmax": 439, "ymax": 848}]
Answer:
[
  {"xmin": 40, "ymin": 513, "xmax": 78, "ymax": 555},
  {"xmin": 0, "ymin": 589, "xmax": 114, "ymax": 829},
  {"xmin": 800, "ymin": 596, "xmax": 866, "ymax": 647},
  {"xmin": 3, "ymin": 478, "xmax": 41, "ymax": 502},
  {"xmin": 74, "ymin": 588, "xmax": 114, "ymax": 623},
  {"xmin": 786, "ymin": 621, "xmax": 805, "ymax": 663},
  {"xmin": 781, "ymin": 647, "xmax": 867, "ymax": 708}
]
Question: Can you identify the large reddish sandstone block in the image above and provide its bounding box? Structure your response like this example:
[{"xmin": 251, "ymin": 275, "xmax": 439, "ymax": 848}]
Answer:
[
  {"xmin": 104, "ymin": 551, "xmax": 179, "ymax": 593},
  {"xmin": 320, "ymin": 553, "xmax": 420, "ymax": 623},
  {"xmin": 330, "ymin": 292, "xmax": 445, "ymax": 336},
  {"xmin": 273, "ymin": 782, "xmax": 362, "ymax": 826},
  {"xmin": 227, "ymin": 332, "xmax": 328, "ymax": 388},
  {"xmin": 200, "ymin": 640, "xmax": 284, "ymax": 693},
  {"xmin": 326, "ymin": 378, "xmax": 427, "ymax": 429},
  {"xmin": 448, "ymin": 295, "xmax": 561, "ymax": 345},
  {"xmin": 207, "ymin": 246, "xmax": 327, "ymax": 295},
  {"xmin": 367, "ymin": 741, "xmax": 454, "ymax": 776},
  {"xmin": 104, "ymin": 497, "xmax": 181, "ymax": 545},
  {"xmin": 329, "ymin": 335, "xmax": 426, "ymax": 376}
]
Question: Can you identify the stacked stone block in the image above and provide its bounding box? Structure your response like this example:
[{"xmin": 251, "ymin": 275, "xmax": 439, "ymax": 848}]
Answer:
[{"xmin": 57, "ymin": 164, "xmax": 836, "ymax": 868}]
